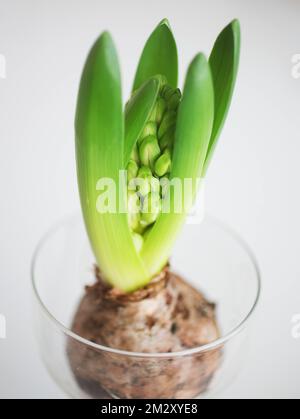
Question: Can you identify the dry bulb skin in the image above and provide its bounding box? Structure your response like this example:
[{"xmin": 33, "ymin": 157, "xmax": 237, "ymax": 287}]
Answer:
[{"xmin": 68, "ymin": 267, "xmax": 221, "ymax": 399}]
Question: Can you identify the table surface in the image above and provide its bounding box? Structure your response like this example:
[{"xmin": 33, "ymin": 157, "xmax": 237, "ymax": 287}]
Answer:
[{"xmin": 0, "ymin": 0, "xmax": 299, "ymax": 399}]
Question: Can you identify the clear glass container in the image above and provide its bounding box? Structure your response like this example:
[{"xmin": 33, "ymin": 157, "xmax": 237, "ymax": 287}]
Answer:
[{"xmin": 31, "ymin": 214, "xmax": 261, "ymax": 399}]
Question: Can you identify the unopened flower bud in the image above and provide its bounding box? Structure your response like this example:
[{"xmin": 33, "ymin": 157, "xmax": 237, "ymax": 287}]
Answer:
[
  {"xmin": 150, "ymin": 97, "xmax": 167, "ymax": 124},
  {"xmin": 158, "ymin": 111, "xmax": 176, "ymax": 139},
  {"xmin": 135, "ymin": 166, "xmax": 152, "ymax": 196},
  {"xmin": 139, "ymin": 135, "xmax": 160, "ymax": 169},
  {"xmin": 127, "ymin": 191, "xmax": 141, "ymax": 231},
  {"xmin": 127, "ymin": 159, "xmax": 139, "ymax": 182},
  {"xmin": 139, "ymin": 122, "xmax": 157, "ymax": 144},
  {"xmin": 130, "ymin": 144, "xmax": 140, "ymax": 164},
  {"xmin": 154, "ymin": 149, "xmax": 171, "ymax": 177},
  {"xmin": 159, "ymin": 127, "xmax": 175, "ymax": 150},
  {"xmin": 161, "ymin": 85, "xmax": 174, "ymax": 101},
  {"xmin": 160, "ymin": 176, "xmax": 170, "ymax": 198},
  {"xmin": 141, "ymin": 193, "xmax": 161, "ymax": 226},
  {"xmin": 168, "ymin": 88, "xmax": 181, "ymax": 110},
  {"xmin": 150, "ymin": 176, "xmax": 160, "ymax": 195}
]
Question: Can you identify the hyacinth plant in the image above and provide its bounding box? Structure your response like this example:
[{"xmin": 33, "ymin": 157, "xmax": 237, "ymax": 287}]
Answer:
[{"xmin": 75, "ymin": 19, "xmax": 240, "ymax": 292}]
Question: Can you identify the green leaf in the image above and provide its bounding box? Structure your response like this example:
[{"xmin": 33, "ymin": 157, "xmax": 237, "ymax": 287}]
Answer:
[
  {"xmin": 124, "ymin": 77, "xmax": 160, "ymax": 166},
  {"xmin": 75, "ymin": 32, "xmax": 149, "ymax": 292},
  {"xmin": 132, "ymin": 19, "xmax": 178, "ymax": 92},
  {"xmin": 141, "ymin": 53, "xmax": 214, "ymax": 277},
  {"xmin": 203, "ymin": 19, "xmax": 241, "ymax": 175}
]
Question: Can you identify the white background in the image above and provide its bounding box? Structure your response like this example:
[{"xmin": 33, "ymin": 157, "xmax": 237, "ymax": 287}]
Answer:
[{"xmin": 0, "ymin": 0, "xmax": 299, "ymax": 399}]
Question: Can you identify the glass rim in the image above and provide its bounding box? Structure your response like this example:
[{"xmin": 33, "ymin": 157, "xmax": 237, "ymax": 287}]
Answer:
[{"xmin": 31, "ymin": 213, "xmax": 261, "ymax": 359}]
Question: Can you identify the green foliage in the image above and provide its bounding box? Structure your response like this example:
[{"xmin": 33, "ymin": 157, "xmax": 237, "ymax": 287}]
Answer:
[{"xmin": 75, "ymin": 20, "xmax": 240, "ymax": 292}]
